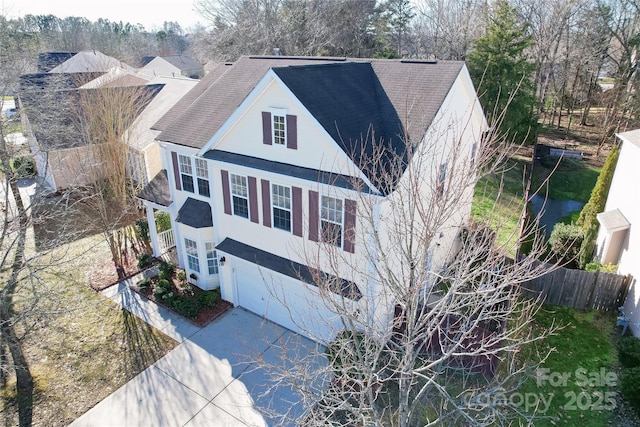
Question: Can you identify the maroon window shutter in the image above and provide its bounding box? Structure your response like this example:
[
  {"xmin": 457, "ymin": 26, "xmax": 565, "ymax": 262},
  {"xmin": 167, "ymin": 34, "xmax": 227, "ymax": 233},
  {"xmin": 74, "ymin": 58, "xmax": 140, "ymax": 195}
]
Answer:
[
  {"xmin": 221, "ymin": 170, "xmax": 231, "ymax": 215},
  {"xmin": 262, "ymin": 112, "xmax": 272, "ymax": 145},
  {"xmin": 309, "ymin": 190, "xmax": 319, "ymax": 242},
  {"xmin": 171, "ymin": 151, "xmax": 181, "ymax": 191},
  {"xmin": 261, "ymin": 179, "xmax": 271, "ymax": 228},
  {"xmin": 292, "ymin": 186, "xmax": 302, "ymax": 237},
  {"xmin": 249, "ymin": 176, "xmax": 259, "ymax": 223},
  {"xmin": 344, "ymin": 199, "xmax": 356, "ymax": 253},
  {"xmin": 286, "ymin": 115, "xmax": 297, "ymax": 150}
]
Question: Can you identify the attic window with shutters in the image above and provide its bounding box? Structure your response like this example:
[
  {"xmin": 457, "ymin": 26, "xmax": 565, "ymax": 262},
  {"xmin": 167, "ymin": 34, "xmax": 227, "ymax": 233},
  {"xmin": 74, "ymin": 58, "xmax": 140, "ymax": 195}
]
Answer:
[
  {"xmin": 262, "ymin": 109, "xmax": 297, "ymax": 149},
  {"xmin": 273, "ymin": 114, "xmax": 286, "ymax": 145}
]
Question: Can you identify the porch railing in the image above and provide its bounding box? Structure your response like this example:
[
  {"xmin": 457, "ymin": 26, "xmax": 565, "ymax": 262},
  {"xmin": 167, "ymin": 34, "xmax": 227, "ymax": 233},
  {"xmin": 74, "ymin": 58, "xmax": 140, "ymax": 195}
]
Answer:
[{"xmin": 158, "ymin": 229, "xmax": 175, "ymax": 254}]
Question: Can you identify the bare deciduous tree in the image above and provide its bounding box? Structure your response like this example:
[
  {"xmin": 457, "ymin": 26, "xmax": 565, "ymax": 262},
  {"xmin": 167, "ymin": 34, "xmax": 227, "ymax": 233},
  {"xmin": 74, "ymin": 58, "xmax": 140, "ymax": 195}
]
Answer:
[
  {"xmin": 251, "ymin": 110, "xmax": 556, "ymax": 426},
  {"xmin": 71, "ymin": 84, "xmax": 160, "ymax": 275}
]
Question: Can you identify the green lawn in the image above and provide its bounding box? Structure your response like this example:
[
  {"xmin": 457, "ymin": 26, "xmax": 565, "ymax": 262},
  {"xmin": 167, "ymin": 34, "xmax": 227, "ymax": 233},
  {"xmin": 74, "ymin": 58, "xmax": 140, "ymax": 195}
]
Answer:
[
  {"xmin": 472, "ymin": 158, "xmax": 528, "ymax": 249},
  {"xmin": 519, "ymin": 306, "xmax": 619, "ymax": 426},
  {"xmin": 532, "ymin": 158, "xmax": 600, "ymax": 203}
]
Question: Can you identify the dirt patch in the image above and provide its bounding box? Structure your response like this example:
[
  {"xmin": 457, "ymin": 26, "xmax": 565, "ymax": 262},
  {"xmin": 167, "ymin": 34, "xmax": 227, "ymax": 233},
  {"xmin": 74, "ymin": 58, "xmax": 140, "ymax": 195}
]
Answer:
[{"xmin": 86, "ymin": 253, "xmax": 142, "ymax": 291}]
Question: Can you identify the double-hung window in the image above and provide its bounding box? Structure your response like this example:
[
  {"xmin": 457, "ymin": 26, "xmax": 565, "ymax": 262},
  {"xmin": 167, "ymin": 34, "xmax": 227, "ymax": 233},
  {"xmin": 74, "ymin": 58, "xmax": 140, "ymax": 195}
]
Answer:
[
  {"xmin": 205, "ymin": 242, "xmax": 218, "ymax": 275},
  {"xmin": 272, "ymin": 114, "xmax": 286, "ymax": 145},
  {"xmin": 321, "ymin": 196, "xmax": 343, "ymax": 247},
  {"xmin": 178, "ymin": 154, "xmax": 194, "ymax": 193},
  {"xmin": 195, "ymin": 158, "xmax": 210, "ymax": 197},
  {"xmin": 230, "ymin": 174, "xmax": 249, "ymax": 218},
  {"xmin": 184, "ymin": 238, "xmax": 200, "ymax": 273},
  {"xmin": 272, "ymin": 184, "xmax": 291, "ymax": 232}
]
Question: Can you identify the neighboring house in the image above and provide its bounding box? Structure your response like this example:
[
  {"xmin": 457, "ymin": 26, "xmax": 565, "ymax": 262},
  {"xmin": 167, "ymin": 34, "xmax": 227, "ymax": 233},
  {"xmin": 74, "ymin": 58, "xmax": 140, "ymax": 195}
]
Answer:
[
  {"xmin": 125, "ymin": 75, "xmax": 199, "ymax": 185},
  {"xmin": 19, "ymin": 48, "xmax": 198, "ymax": 192},
  {"xmin": 139, "ymin": 56, "xmax": 486, "ymax": 342},
  {"xmin": 48, "ymin": 50, "xmax": 134, "ymax": 73},
  {"xmin": 140, "ymin": 55, "xmax": 204, "ymax": 79},
  {"xmin": 596, "ymin": 129, "xmax": 640, "ymax": 336},
  {"xmin": 37, "ymin": 52, "xmax": 77, "ymax": 72}
]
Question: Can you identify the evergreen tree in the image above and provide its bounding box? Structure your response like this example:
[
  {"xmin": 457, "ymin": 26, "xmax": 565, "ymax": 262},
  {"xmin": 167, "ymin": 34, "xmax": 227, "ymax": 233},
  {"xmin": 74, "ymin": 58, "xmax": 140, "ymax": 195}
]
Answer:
[
  {"xmin": 467, "ymin": 0, "xmax": 537, "ymax": 144},
  {"xmin": 577, "ymin": 145, "xmax": 620, "ymax": 268}
]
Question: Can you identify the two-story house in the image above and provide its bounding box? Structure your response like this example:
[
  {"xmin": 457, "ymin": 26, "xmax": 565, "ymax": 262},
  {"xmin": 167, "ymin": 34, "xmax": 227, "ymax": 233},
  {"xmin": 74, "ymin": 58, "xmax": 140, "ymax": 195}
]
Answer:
[{"xmin": 138, "ymin": 56, "xmax": 487, "ymax": 341}]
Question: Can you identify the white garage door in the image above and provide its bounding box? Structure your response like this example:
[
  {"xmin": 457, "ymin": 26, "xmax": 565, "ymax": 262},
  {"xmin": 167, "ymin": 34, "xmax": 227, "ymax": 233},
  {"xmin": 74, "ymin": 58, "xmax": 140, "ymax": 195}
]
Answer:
[{"xmin": 233, "ymin": 258, "xmax": 342, "ymax": 342}]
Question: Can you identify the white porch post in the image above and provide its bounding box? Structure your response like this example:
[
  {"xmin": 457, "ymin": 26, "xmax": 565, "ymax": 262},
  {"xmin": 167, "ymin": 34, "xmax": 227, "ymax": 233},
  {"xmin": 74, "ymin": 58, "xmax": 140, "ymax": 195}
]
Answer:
[{"xmin": 146, "ymin": 204, "xmax": 160, "ymax": 257}]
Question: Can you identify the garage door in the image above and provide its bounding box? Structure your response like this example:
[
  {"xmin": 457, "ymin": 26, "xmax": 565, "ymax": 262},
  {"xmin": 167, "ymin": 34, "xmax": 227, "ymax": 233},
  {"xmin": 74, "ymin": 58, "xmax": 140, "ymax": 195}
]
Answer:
[{"xmin": 233, "ymin": 258, "xmax": 341, "ymax": 342}]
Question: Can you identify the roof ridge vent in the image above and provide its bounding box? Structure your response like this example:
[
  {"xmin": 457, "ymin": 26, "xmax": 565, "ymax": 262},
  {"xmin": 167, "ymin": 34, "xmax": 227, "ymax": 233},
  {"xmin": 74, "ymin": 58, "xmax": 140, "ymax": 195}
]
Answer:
[
  {"xmin": 400, "ymin": 59, "xmax": 438, "ymax": 64},
  {"xmin": 248, "ymin": 55, "xmax": 347, "ymax": 62}
]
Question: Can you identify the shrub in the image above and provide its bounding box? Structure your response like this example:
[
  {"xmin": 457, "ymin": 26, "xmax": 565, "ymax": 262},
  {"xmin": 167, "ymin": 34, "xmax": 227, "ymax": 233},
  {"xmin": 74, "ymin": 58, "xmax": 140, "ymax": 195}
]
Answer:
[
  {"xmin": 12, "ymin": 155, "xmax": 36, "ymax": 178},
  {"xmin": 161, "ymin": 291, "xmax": 176, "ymax": 305},
  {"xmin": 155, "ymin": 211, "xmax": 172, "ymax": 233},
  {"xmin": 621, "ymin": 366, "xmax": 640, "ymax": 414},
  {"xmin": 137, "ymin": 253, "xmax": 153, "ymax": 269},
  {"xmin": 158, "ymin": 261, "xmax": 175, "ymax": 277},
  {"xmin": 548, "ymin": 223, "xmax": 583, "ymax": 268},
  {"xmin": 172, "ymin": 296, "xmax": 201, "ymax": 319},
  {"xmin": 578, "ymin": 146, "xmax": 619, "ymax": 268},
  {"xmin": 618, "ymin": 337, "xmax": 640, "ymax": 368},
  {"xmin": 156, "ymin": 279, "xmax": 171, "ymax": 291},
  {"xmin": 136, "ymin": 278, "xmax": 151, "ymax": 290},
  {"xmin": 176, "ymin": 270, "xmax": 187, "ymax": 282},
  {"xmin": 198, "ymin": 290, "xmax": 219, "ymax": 307},
  {"xmin": 158, "ymin": 270, "xmax": 170, "ymax": 281},
  {"xmin": 585, "ymin": 260, "xmax": 618, "ymax": 273},
  {"xmin": 153, "ymin": 286, "xmax": 166, "ymax": 300},
  {"xmin": 179, "ymin": 281, "xmax": 194, "ymax": 296}
]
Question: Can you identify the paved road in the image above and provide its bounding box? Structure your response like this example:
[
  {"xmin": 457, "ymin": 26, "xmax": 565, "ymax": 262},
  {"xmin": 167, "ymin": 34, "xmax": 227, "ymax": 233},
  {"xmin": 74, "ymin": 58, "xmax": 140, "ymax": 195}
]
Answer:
[{"xmin": 71, "ymin": 281, "xmax": 326, "ymax": 426}]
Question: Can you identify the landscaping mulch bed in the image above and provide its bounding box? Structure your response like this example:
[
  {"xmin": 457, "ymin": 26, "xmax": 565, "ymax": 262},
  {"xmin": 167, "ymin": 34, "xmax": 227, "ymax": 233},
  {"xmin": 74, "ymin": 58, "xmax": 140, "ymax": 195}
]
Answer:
[{"xmin": 134, "ymin": 283, "xmax": 233, "ymax": 327}]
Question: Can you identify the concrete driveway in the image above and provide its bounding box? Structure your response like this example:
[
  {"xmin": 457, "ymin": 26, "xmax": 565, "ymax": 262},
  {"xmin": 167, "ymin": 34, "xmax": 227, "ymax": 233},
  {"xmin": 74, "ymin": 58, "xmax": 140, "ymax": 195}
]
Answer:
[{"xmin": 71, "ymin": 306, "xmax": 326, "ymax": 426}]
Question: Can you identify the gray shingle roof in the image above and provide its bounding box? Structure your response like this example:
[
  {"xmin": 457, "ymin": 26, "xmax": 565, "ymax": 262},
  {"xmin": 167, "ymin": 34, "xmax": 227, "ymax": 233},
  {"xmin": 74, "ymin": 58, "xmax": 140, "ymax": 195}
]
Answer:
[
  {"xmin": 160, "ymin": 55, "xmax": 203, "ymax": 71},
  {"xmin": 216, "ymin": 238, "xmax": 362, "ymax": 300},
  {"xmin": 137, "ymin": 170, "xmax": 172, "ymax": 206},
  {"xmin": 176, "ymin": 197, "xmax": 213, "ymax": 228},
  {"xmin": 152, "ymin": 62, "xmax": 234, "ymax": 133},
  {"xmin": 155, "ymin": 56, "xmax": 464, "ymax": 193}
]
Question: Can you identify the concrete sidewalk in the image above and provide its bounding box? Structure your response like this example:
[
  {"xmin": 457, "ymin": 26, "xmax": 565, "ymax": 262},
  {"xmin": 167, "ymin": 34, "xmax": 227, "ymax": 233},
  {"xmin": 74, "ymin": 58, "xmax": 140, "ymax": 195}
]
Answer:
[{"xmin": 71, "ymin": 276, "xmax": 325, "ymax": 426}]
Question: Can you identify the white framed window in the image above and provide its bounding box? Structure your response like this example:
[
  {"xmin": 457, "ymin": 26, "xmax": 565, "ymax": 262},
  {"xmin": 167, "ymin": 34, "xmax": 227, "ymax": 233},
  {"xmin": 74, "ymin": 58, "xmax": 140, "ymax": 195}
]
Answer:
[
  {"xmin": 230, "ymin": 173, "xmax": 249, "ymax": 218},
  {"xmin": 205, "ymin": 242, "xmax": 218, "ymax": 275},
  {"xmin": 271, "ymin": 183, "xmax": 291, "ymax": 232},
  {"xmin": 321, "ymin": 195, "xmax": 343, "ymax": 247},
  {"xmin": 272, "ymin": 114, "xmax": 286, "ymax": 145},
  {"xmin": 184, "ymin": 238, "xmax": 200, "ymax": 273},
  {"xmin": 178, "ymin": 154, "xmax": 194, "ymax": 193},
  {"xmin": 195, "ymin": 158, "xmax": 210, "ymax": 197}
]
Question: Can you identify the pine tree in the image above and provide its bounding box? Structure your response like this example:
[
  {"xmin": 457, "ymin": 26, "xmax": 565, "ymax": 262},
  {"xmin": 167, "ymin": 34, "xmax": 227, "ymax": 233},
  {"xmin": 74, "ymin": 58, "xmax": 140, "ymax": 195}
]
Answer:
[{"xmin": 467, "ymin": 0, "xmax": 537, "ymax": 143}]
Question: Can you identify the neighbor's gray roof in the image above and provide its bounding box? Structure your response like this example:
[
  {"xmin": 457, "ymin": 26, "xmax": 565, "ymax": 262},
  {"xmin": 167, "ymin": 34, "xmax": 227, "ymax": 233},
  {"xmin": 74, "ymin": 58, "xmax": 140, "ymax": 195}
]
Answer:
[
  {"xmin": 159, "ymin": 55, "xmax": 203, "ymax": 71},
  {"xmin": 137, "ymin": 170, "xmax": 172, "ymax": 206}
]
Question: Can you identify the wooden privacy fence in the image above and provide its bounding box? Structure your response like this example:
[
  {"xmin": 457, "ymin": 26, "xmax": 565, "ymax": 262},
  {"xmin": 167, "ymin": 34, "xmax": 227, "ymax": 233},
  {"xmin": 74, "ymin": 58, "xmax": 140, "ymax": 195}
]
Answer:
[{"xmin": 521, "ymin": 263, "xmax": 632, "ymax": 311}]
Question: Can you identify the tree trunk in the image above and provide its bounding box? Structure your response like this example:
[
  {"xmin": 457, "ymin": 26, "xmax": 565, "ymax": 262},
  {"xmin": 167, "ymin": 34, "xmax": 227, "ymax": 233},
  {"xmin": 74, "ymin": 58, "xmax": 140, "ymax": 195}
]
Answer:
[{"xmin": 0, "ymin": 134, "xmax": 35, "ymax": 427}]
